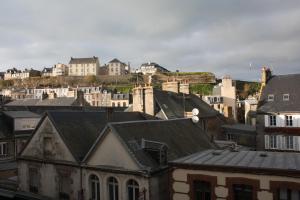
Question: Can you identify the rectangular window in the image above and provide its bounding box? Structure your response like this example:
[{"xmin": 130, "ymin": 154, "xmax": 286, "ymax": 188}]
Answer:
[
  {"xmin": 283, "ymin": 94, "xmax": 289, "ymax": 101},
  {"xmin": 0, "ymin": 142, "xmax": 8, "ymax": 155},
  {"xmin": 269, "ymin": 115, "xmax": 277, "ymax": 126},
  {"xmin": 59, "ymin": 176, "xmax": 70, "ymax": 200},
  {"xmin": 29, "ymin": 168, "xmax": 39, "ymax": 194},
  {"xmin": 270, "ymin": 135, "xmax": 277, "ymax": 149},
  {"xmin": 193, "ymin": 180, "xmax": 212, "ymax": 200},
  {"xmin": 286, "ymin": 136, "xmax": 294, "ymax": 150},
  {"xmin": 268, "ymin": 94, "xmax": 274, "ymax": 101},
  {"xmin": 285, "ymin": 115, "xmax": 293, "ymax": 127},
  {"xmin": 233, "ymin": 184, "xmax": 253, "ymax": 200}
]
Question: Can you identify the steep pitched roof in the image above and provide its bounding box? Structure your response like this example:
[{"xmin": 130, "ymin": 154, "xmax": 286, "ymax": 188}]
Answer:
[
  {"xmin": 46, "ymin": 111, "xmax": 155, "ymax": 162},
  {"xmin": 154, "ymin": 89, "xmax": 219, "ymax": 119},
  {"xmin": 109, "ymin": 58, "xmax": 121, "ymax": 63},
  {"xmin": 258, "ymin": 74, "xmax": 300, "ymax": 113},
  {"xmin": 69, "ymin": 57, "xmax": 98, "ymax": 64},
  {"xmin": 106, "ymin": 119, "xmax": 216, "ymax": 171}
]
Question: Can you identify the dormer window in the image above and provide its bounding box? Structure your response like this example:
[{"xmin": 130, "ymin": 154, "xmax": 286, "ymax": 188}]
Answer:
[
  {"xmin": 268, "ymin": 94, "xmax": 274, "ymax": 101},
  {"xmin": 283, "ymin": 94, "xmax": 289, "ymax": 101}
]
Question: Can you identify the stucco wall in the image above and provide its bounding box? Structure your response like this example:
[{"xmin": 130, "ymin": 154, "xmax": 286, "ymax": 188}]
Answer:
[
  {"xmin": 172, "ymin": 168, "xmax": 300, "ymax": 200},
  {"xmin": 83, "ymin": 169, "xmax": 150, "ymax": 200},
  {"xmin": 18, "ymin": 161, "xmax": 81, "ymax": 199},
  {"xmin": 87, "ymin": 130, "xmax": 140, "ymax": 171},
  {"xmin": 21, "ymin": 117, "xmax": 76, "ymax": 162}
]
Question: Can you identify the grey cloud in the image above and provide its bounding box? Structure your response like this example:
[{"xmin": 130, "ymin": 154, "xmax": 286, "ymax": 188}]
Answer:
[{"xmin": 0, "ymin": 0, "xmax": 300, "ymax": 80}]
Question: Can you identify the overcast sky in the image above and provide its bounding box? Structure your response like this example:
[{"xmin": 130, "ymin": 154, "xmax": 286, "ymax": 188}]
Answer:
[{"xmin": 1, "ymin": 0, "xmax": 300, "ymax": 81}]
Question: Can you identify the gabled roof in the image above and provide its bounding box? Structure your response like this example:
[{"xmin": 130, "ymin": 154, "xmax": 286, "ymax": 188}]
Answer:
[
  {"xmin": 109, "ymin": 58, "xmax": 121, "ymax": 63},
  {"xmin": 101, "ymin": 119, "xmax": 216, "ymax": 171},
  {"xmin": 258, "ymin": 74, "xmax": 300, "ymax": 113},
  {"xmin": 46, "ymin": 111, "xmax": 156, "ymax": 162},
  {"xmin": 154, "ymin": 89, "xmax": 219, "ymax": 119},
  {"xmin": 171, "ymin": 149, "xmax": 300, "ymax": 174},
  {"xmin": 69, "ymin": 57, "xmax": 98, "ymax": 64},
  {"xmin": 42, "ymin": 67, "xmax": 53, "ymax": 73}
]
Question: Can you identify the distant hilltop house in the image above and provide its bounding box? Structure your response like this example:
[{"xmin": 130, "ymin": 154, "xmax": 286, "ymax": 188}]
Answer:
[
  {"xmin": 108, "ymin": 58, "xmax": 130, "ymax": 76},
  {"xmin": 53, "ymin": 63, "xmax": 68, "ymax": 76},
  {"xmin": 0, "ymin": 72, "xmax": 4, "ymax": 80},
  {"xmin": 4, "ymin": 68, "xmax": 41, "ymax": 80},
  {"xmin": 68, "ymin": 56, "xmax": 100, "ymax": 76},
  {"xmin": 41, "ymin": 63, "xmax": 69, "ymax": 77},
  {"xmin": 41, "ymin": 67, "xmax": 52, "ymax": 77},
  {"xmin": 135, "ymin": 62, "xmax": 170, "ymax": 75},
  {"xmin": 256, "ymin": 67, "xmax": 300, "ymax": 152}
]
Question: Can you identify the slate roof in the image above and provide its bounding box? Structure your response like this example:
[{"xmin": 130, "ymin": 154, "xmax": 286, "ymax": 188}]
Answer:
[
  {"xmin": 3, "ymin": 111, "xmax": 40, "ymax": 119},
  {"xmin": 171, "ymin": 149, "xmax": 300, "ymax": 173},
  {"xmin": 47, "ymin": 111, "xmax": 155, "ymax": 162},
  {"xmin": 69, "ymin": 57, "xmax": 98, "ymax": 64},
  {"xmin": 5, "ymin": 97, "xmax": 78, "ymax": 107},
  {"xmin": 42, "ymin": 67, "xmax": 52, "ymax": 73},
  {"xmin": 154, "ymin": 89, "xmax": 219, "ymax": 119},
  {"xmin": 108, "ymin": 119, "xmax": 216, "ymax": 171},
  {"xmin": 108, "ymin": 58, "xmax": 125, "ymax": 64},
  {"xmin": 222, "ymin": 124, "xmax": 256, "ymax": 133},
  {"xmin": 258, "ymin": 74, "xmax": 300, "ymax": 113}
]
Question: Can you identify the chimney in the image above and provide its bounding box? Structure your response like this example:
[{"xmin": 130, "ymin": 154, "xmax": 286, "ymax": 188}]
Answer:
[
  {"xmin": 106, "ymin": 107, "xmax": 114, "ymax": 121},
  {"xmin": 132, "ymin": 85, "xmax": 154, "ymax": 116},
  {"xmin": 261, "ymin": 67, "xmax": 272, "ymax": 86}
]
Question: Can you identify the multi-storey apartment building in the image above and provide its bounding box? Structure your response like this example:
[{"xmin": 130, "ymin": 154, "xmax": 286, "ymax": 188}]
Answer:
[
  {"xmin": 257, "ymin": 68, "xmax": 300, "ymax": 151},
  {"xmin": 108, "ymin": 58, "xmax": 128, "ymax": 76},
  {"xmin": 203, "ymin": 76, "xmax": 237, "ymax": 120},
  {"xmin": 68, "ymin": 56, "xmax": 100, "ymax": 76},
  {"xmin": 52, "ymin": 63, "xmax": 68, "ymax": 76}
]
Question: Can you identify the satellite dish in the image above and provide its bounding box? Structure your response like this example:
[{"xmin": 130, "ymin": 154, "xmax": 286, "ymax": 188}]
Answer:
[
  {"xmin": 192, "ymin": 108, "xmax": 199, "ymax": 116},
  {"xmin": 192, "ymin": 116, "xmax": 199, "ymax": 123}
]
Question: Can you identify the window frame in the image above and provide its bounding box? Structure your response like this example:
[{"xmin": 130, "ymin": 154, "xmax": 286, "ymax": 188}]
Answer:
[
  {"xmin": 127, "ymin": 179, "xmax": 139, "ymax": 200},
  {"xmin": 268, "ymin": 94, "xmax": 274, "ymax": 101},
  {"xmin": 108, "ymin": 177, "xmax": 119, "ymax": 200},
  {"xmin": 283, "ymin": 94, "xmax": 289, "ymax": 101},
  {"xmin": 90, "ymin": 174, "xmax": 100, "ymax": 200},
  {"xmin": 270, "ymin": 135, "xmax": 278, "ymax": 149},
  {"xmin": 269, "ymin": 115, "xmax": 277, "ymax": 127},
  {"xmin": 226, "ymin": 177, "xmax": 259, "ymax": 200},
  {"xmin": 285, "ymin": 115, "xmax": 293, "ymax": 127},
  {"xmin": 0, "ymin": 142, "xmax": 8, "ymax": 156},
  {"xmin": 286, "ymin": 136, "xmax": 294, "ymax": 150},
  {"xmin": 270, "ymin": 181, "xmax": 300, "ymax": 200},
  {"xmin": 187, "ymin": 174, "xmax": 217, "ymax": 200}
]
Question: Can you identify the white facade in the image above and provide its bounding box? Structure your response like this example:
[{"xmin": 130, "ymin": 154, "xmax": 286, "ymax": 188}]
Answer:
[
  {"xmin": 264, "ymin": 114, "xmax": 300, "ymax": 151},
  {"xmin": 52, "ymin": 63, "xmax": 68, "ymax": 76}
]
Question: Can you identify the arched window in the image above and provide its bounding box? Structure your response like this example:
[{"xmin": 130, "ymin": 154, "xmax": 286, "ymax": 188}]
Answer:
[
  {"xmin": 127, "ymin": 179, "xmax": 139, "ymax": 200},
  {"xmin": 112, "ymin": 102, "xmax": 115, "ymax": 107},
  {"xmin": 108, "ymin": 177, "xmax": 118, "ymax": 200},
  {"xmin": 90, "ymin": 174, "xmax": 100, "ymax": 200}
]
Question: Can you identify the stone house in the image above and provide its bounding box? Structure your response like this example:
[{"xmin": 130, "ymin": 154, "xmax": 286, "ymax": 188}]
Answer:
[
  {"xmin": 68, "ymin": 57, "xmax": 100, "ymax": 76},
  {"xmin": 17, "ymin": 111, "xmax": 215, "ymax": 200},
  {"xmin": 256, "ymin": 68, "xmax": 300, "ymax": 151},
  {"xmin": 53, "ymin": 63, "xmax": 68, "ymax": 76},
  {"xmin": 108, "ymin": 58, "xmax": 128, "ymax": 76},
  {"xmin": 170, "ymin": 149, "xmax": 300, "ymax": 200},
  {"xmin": 111, "ymin": 93, "xmax": 129, "ymax": 107}
]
